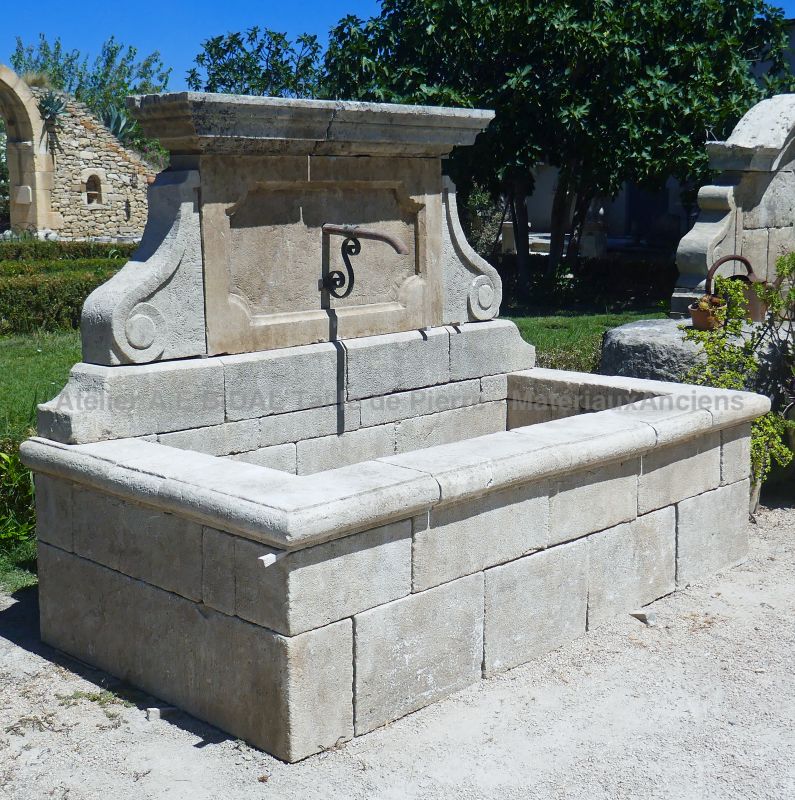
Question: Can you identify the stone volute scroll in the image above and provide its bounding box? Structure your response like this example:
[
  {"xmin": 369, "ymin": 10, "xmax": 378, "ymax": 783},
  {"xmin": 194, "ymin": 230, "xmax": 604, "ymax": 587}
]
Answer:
[
  {"xmin": 79, "ymin": 93, "xmax": 497, "ymax": 364},
  {"xmin": 673, "ymin": 94, "xmax": 795, "ymax": 312}
]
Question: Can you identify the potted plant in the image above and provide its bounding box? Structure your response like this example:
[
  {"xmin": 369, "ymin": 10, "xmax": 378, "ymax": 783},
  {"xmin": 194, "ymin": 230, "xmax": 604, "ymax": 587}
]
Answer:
[
  {"xmin": 689, "ymin": 292, "xmax": 726, "ymax": 330},
  {"xmin": 689, "ymin": 255, "xmax": 766, "ymax": 331}
]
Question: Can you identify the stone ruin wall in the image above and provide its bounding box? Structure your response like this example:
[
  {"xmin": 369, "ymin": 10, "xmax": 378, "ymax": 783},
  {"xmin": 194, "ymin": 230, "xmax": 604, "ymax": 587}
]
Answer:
[{"xmin": 29, "ymin": 87, "xmax": 153, "ymax": 240}]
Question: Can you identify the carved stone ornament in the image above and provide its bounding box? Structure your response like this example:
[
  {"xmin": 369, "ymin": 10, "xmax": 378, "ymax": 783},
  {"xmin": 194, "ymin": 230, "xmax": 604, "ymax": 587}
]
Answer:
[{"xmin": 80, "ymin": 94, "xmax": 500, "ymax": 364}]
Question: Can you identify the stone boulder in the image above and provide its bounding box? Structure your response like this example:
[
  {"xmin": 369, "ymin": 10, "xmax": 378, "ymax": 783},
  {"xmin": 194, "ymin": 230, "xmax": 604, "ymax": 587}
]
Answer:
[{"xmin": 599, "ymin": 318, "xmax": 703, "ymax": 382}]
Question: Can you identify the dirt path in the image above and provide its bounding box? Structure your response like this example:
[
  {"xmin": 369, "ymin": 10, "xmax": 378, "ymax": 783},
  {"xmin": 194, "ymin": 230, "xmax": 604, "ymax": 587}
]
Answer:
[{"xmin": 1, "ymin": 505, "xmax": 793, "ymax": 800}]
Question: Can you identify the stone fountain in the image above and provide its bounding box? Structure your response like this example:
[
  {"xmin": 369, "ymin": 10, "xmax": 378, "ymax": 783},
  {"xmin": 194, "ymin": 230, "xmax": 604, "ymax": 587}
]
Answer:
[{"xmin": 22, "ymin": 93, "xmax": 767, "ymax": 761}]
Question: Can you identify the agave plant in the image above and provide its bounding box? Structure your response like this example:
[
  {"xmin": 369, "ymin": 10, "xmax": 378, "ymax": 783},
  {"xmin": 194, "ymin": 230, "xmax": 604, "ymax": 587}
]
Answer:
[
  {"xmin": 36, "ymin": 90, "xmax": 67, "ymax": 124},
  {"xmin": 103, "ymin": 106, "xmax": 133, "ymax": 143}
]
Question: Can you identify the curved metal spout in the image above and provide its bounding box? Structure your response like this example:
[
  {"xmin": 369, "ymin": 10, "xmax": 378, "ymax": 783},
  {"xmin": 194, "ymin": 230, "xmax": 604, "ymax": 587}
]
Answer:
[{"xmin": 322, "ymin": 223, "xmax": 409, "ymax": 255}]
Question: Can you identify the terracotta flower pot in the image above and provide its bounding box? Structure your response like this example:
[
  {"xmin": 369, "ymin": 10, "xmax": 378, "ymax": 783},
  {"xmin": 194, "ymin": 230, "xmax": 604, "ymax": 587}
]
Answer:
[{"xmin": 688, "ymin": 301, "xmax": 725, "ymax": 331}]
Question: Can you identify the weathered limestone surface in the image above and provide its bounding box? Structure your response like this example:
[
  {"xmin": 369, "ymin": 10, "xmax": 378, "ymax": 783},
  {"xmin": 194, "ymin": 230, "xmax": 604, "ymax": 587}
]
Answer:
[
  {"xmin": 507, "ymin": 399, "xmax": 579, "ymax": 428},
  {"xmin": 394, "ymin": 400, "xmax": 505, "ymax": 454},
  {"xmin": 296, "ymin": 425, "xmax": 396, "ymax": 475},
  {"xmin": 412, "ymin": 481, "xmax": 548, "ymax": 592},
  {"xmin": 548, "ymin": 459, "xmax": 639, "ymax": 545},
  {"xmin": 34, "ymin": 476, "xmax": 74, "ymax": 551},
  {"xmin": 359, "ymin": 380, "xmax": 480, "ymax": 427},
  {"xmin": 638, "ymin": 433, "xmax": 721, "ymax": 514},
  {"xmin": 232, "ymin": 444, "xmax": 298, "ymax": 473},
  {"xmin": 345, "ymin": 328, "xmax": 450, "ymax": 400},
  {"xmin": 354, "ymin": 573, "xmax": 484, "ymax": 735},
  {"xmin": 230, "ymin": 521, "xmax": 412, "ymax": 636},
  {"xmin": 676, "ymin": 479, "xmax": 751, "ymax": 586},
  {"xmin": 158, "ymin": 419, "xmax": 259, "ymax": 456},
  {"xmin": 71, "ymin": 486, "xmax": 203, "ymax": 601},
  {"xmin": 721, "ymin": 423, "xmax": 752, "ymax": 485},
  {"xmin": 259, "ymin": 403, "xmax": 361, "ymax": 446},
  {"xmin": 38, "ymin": 544, "xmax": 354, "ymax": 762},
  {"xmin": 483, "ymin": 539, "xmax": 588, "ymax": 675},
  {"xmin": 586, "ymin": 507, "xmax": 676, "ymax": 629},
  {"xmin": 448, "ymin": 319, "xmax": 535, "ymax": 380}
]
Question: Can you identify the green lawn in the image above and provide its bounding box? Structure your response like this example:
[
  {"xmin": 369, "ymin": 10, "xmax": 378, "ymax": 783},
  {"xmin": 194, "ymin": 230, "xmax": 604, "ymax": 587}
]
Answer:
[
  {"xmin": 511, "ymin": 309, "xmax": 666, "ymax": 372},
  {"xmin": 0, "ymin": 329, "xmax": 81, "ymax": 441}
]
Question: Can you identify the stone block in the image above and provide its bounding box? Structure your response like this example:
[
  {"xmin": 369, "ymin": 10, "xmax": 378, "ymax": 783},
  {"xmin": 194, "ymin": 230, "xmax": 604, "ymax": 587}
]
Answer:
[
  {"xmin": 448, "ymin": 320, "xmax": 535, "ymax": 381},
  {"xmin": 676, "ymin": 479, "xmax": 750, "ymax": 587},
  {"xmin": 394, "ymin": 400, "xmax": 506, "ymax": 454},
  {"xmin": 202, "ymin": 528, "xmax": 236, "ymax": 615},
  {"xmin": 359, "ymin": 380, "xmax": 480, "ymax": 427},
  {"xmin": 38, "ymin": 545, "xmax": 353, "ymax": 762},
  {"xmin": 586, "ymin": 507, "xmax": 676, "ymax": 629},
  {"xmin": 72, "ymin": 488, "xmax": 203, "ymax": 601},
  {"xmin": 483, "ymin": 539, "xmax": 588, "ymax": 675},
  {"xmin": 35, "ymin": 476, "xmax": 73, "ymax": 551},
  {"xmin": 231, "ymin": 443, "xmax": 297, "ymax": 473},
  {"xmin": 37, "ymin": 359, "xmax": 225, "ymax": 443},
  {"xmin": 548, "ymin": 459, "xmax": 639, "ymax": 545},
  {"xmin": 638, "ymin": 433, "xmax": 721, "ymax": 514},
  {"xmin": 507, "ymin": 399, "xmax": 579, "ymax": 428},
  {"xmin": 480, "ymin": 374, "xmax": 508, "ymax": 402},
  {"xmin": 412, "ymin": 481, "xmax": 548, "ymax": 591},
  {"xmin": 296, "ymin": 424, "xmax": 395, "ymax": 475},
  {"xmin": 259, "ymin": 403, "xmax": 361, "ymax": 446},
  {"xmin": 354, "ymin": 573, "xmax": 484, "ymax": 735},
  {"xmin": 721, "ymin": 423, "xmax": 752, "ymax": 485},
  {"xmin": 221, "ymin": 343, "xmax": 339, "ymax": 421},
  {"xmin": 345, "ymin": 328, "xmax": 450, "ymax": 400},
  {"xmin": 232, "ymin": 521, "xmax": 411, "ymax": 635},
  {"xmin": 157, "ymin": 419, "xmax": 258, "ymax": 456}
]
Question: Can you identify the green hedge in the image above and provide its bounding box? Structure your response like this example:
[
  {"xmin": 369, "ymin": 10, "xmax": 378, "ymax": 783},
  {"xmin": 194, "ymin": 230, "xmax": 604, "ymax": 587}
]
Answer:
[
  {"xmin": 0, "ymin": 267, "xmax": 118, "ymax": 333},
  {"xmin": 0, "ymin": 257, "xmax": 125, "ymax": 277},
  {"xmin": 0, "ymin": 240, "xmax": 136, "ymax": 261}
]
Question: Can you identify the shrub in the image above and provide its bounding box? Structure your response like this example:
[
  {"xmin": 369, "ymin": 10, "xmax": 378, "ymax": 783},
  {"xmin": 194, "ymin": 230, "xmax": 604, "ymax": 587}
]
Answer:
[
  {"xmin": 683, "ymin": 270, "xmax": 794, "ymax": 485},
  {"xmin": 0, "ymin": 240, "xmax": 136, "ymax": 261},
  {"xmin": 0, "ymin": 266, "xmax": 118, "ymax": 333}
]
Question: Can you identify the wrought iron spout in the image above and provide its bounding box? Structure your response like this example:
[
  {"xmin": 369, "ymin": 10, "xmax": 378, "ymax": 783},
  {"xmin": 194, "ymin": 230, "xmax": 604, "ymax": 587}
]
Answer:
[{"xmin": 320, "ymin": 223, "xmax": 409, "ymax": 300}]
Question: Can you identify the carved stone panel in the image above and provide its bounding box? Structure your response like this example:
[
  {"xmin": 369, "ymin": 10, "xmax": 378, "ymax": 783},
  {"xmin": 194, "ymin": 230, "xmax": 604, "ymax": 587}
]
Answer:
[{"xmin": 202, "ymin": 158, "xmax": 435, "ymax": 355}]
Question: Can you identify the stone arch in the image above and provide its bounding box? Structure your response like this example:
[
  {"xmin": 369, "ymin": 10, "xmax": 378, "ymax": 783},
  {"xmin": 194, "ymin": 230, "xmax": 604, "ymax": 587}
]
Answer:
[{"xmin": 0, "ymin": 64, "xmax": 60, "ymax": 232}]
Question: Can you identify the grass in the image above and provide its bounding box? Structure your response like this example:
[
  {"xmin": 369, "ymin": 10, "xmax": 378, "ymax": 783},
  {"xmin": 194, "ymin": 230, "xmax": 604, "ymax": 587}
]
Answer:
[
  {"xmin": 511, "ymin": 309, "xmax": 667, "ymax": 372},
  {"xmin": 0, "ymin": 329, "xmax": 80, "ymax": 593},
  {"xmin": 0, "ymin": 330, "xmax": 81, "ymax": 441}
]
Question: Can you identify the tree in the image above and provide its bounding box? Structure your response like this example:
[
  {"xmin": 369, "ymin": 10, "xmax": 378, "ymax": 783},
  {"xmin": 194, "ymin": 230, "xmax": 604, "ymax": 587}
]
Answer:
[
  {"xmin": 187, "ymin": 28, "xmax": 322, "ymax": 97},
  {"xmin": 10, "ymin": 34, "xmax": 171, "ymax": 149},
  {"xmin": 323, "ymin": 0, "xmax": 794, "ymax": 288}
]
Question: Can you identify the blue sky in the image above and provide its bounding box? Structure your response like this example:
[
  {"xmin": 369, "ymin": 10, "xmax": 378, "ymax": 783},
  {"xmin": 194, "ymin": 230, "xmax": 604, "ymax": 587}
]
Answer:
[
  {"xmin": 1, "ymin": 1, "xmax": 793, "ymax": 92},
  {"xmin": 0, "ymin": 1, "xmax": 381, "ymax": 91}
]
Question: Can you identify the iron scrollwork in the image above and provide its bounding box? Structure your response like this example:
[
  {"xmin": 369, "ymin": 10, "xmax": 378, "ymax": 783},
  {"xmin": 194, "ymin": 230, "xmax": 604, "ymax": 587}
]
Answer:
[{"xmin": 321, "ymin": 223, "xmax": 409, "ymax": 300}]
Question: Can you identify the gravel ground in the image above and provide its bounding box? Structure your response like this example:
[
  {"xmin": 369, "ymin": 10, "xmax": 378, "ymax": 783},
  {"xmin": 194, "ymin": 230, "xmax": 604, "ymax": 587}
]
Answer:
[{"xmin": 1, "ymin": 504, "xmax": 793, "ymax": 800}]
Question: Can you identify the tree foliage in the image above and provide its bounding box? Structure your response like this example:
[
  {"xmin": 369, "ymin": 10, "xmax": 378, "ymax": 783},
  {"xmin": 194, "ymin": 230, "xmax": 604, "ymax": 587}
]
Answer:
[
  {"xmin": 187, "ymin": 28, "xmax": 322, "ymax": 97},
  {"xmin": 10, "ymin": 34, "xmax": 171, "ymax": 149},
  {"xmin": 322, "ymin": 0, "xmax": 795, "ymax": 283}
]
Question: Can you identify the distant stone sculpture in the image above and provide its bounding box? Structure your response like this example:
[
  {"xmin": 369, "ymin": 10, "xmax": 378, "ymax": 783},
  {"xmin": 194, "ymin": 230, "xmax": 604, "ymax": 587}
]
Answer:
[
  {"xmin": 673, "ymin": 94, "xmax": 795, "ymax": 312},
  {"xmin": 0, "ymin": 64, "xmax": 152, "ymax": 239}
]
